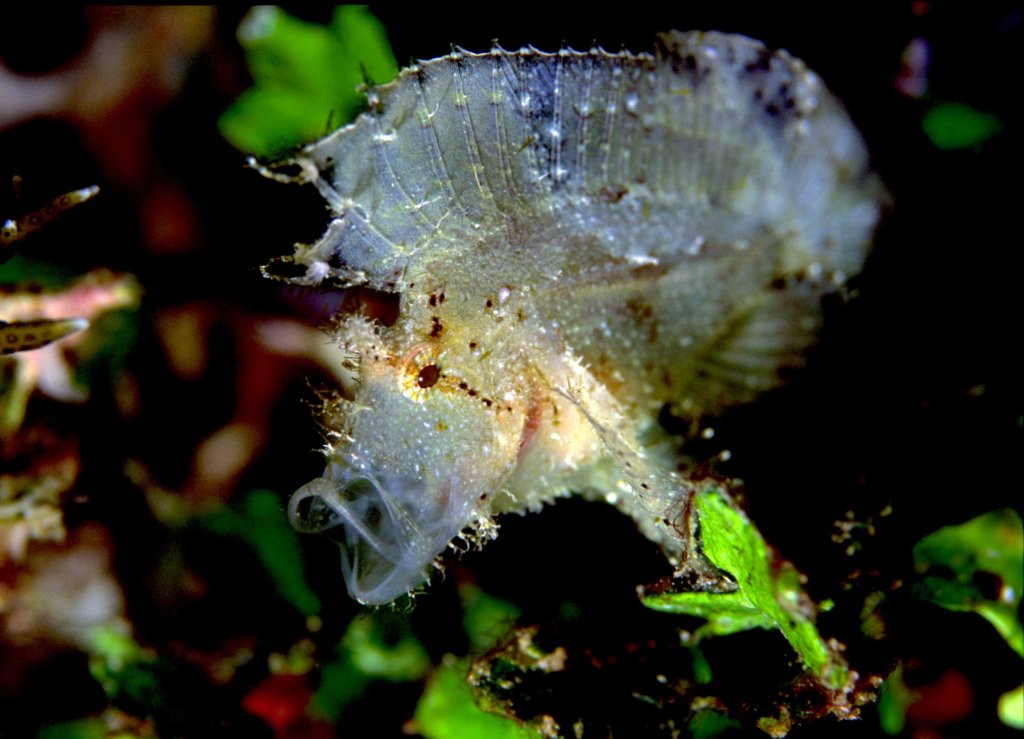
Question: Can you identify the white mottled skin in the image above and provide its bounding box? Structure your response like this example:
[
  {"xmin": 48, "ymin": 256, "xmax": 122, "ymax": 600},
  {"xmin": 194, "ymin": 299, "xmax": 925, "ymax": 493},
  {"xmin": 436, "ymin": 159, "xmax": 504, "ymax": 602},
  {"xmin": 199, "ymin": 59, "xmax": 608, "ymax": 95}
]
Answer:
[{"xmin": 273, "ymin": 31, "xmax": 885, "ymax": 604}]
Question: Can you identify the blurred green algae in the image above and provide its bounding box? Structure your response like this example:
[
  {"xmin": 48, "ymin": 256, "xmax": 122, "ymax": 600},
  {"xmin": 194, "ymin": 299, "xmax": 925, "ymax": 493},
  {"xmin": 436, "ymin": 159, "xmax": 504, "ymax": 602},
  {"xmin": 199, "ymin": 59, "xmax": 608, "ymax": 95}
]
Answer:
[{"xmin": 218, "ymin": 6, "xmax": 397, "ymax": 157}]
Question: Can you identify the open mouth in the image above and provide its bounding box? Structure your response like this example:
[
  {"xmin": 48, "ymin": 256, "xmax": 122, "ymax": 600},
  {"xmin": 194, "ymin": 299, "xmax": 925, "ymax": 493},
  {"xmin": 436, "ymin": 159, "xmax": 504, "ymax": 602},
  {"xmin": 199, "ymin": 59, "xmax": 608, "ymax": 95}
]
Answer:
[{"xmin": 288, "ymin": 469, "xmax": 465, "ymax": 604}]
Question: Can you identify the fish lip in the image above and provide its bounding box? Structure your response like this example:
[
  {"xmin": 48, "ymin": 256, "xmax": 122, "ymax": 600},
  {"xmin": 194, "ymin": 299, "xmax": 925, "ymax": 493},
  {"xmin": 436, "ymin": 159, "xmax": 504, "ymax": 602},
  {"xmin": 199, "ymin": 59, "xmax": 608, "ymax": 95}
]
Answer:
[{"xmin": 289, "ymin": 468, "xmax": 467, "ymax": 604}]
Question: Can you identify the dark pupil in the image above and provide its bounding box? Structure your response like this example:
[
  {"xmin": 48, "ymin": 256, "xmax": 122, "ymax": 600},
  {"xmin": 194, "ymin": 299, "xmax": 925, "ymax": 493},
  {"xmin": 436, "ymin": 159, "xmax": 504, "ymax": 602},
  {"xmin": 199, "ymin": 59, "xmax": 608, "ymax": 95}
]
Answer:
[{"xmin": 416, "ymin": 364, "xmax": 440, "ymax": 389}]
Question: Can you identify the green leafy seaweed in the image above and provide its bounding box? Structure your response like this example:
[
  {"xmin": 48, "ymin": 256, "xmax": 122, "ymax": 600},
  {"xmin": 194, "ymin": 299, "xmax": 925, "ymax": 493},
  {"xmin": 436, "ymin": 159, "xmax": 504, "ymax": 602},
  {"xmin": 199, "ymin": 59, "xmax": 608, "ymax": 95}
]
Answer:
[
  {"xmin": 460, "ymin": 582, "xmax": 521, "ymax": 652},
  {"xmin": 913, "ymin": 508, "xmax": 1023, "ymax": 656},
  {"xmin": 0, "ymin": 253, "xmax": 80, "ymax": 288},
  {"xmin": 415, "ymin": 661, "xmax": 540, "ymax": 739},
  {"xmin": 689, "ymin": 708, "xmax": 742, "ymax": 738},
  {"xmin": 313, "ymin": 611, "xmax": 430, "ymax": 721},
  {"xmin": 201, "ymin": 489, "xmax": 321, "ymax": 617},
  {"xmin": 219, "ymin": 5, "xmax": 397, "ymax": 156},
  {"xmin": 922, "ymin": 102, "xmax": 1002, "ymax": 150},
  {"xmin": 74, "ymin": 307, "xmax": 140, "ymax": 391},
  {"xmin": 643, "ymin": 483, "xmax": 847, "ymax": 689},
  {"xmin": 343, "ymin": 611, "xmax": 431, "ymax": 681},
  {"xmin": 877, "ymin": 665, "xmax": 916, "ymax": 735},
  {"xmin": 86, "ymin": 624, "xmax": 184, "ymax": 721},
  {"xmin": 999, "ymin": 684, "xmax": 1024, "ymax": 729},
  {"xmin": 36, "ymin": 718, "xmax": 108, "ymax": 739}
]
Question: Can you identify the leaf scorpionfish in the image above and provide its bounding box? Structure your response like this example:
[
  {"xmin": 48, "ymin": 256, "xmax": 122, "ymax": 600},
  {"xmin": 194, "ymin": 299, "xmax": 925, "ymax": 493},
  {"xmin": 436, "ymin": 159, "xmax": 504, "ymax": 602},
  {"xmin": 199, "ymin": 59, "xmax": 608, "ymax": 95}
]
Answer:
[{"xmin": 263, "ymin": 31, "xmax": 885, "ymax": 604}]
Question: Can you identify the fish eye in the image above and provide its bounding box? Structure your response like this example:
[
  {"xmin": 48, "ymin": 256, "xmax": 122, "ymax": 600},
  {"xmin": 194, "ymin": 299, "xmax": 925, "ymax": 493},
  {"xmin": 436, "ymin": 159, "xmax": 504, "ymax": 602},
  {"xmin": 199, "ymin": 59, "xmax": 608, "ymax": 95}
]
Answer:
[{"xmin": 416, "ymin": 364, "xmax": 440, "ymax": 389}]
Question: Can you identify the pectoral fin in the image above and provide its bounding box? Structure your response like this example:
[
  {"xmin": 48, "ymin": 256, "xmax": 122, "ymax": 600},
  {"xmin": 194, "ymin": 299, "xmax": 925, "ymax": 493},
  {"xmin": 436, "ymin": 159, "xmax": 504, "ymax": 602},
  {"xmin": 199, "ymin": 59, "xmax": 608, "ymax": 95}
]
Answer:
[{"xmin": 683, "ymin": 285, "xmax": 823, "ymax": 413}]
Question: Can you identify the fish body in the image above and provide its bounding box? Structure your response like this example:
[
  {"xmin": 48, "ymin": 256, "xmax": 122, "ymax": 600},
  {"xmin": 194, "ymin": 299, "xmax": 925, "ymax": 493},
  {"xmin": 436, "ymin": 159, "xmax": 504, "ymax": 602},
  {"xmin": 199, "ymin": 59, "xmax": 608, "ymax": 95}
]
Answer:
[{"xmin": 272, "ymin": 31, "xmax": 884, "ymax": 604}]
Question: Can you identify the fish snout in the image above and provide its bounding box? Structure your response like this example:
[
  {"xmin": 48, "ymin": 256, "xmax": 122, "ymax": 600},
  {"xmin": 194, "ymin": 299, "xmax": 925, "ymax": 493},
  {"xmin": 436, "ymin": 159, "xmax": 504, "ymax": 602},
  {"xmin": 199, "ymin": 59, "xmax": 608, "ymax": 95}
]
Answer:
[{"xmin": 288, "ymin": 470, "xmax": 465, "ymax": 604}]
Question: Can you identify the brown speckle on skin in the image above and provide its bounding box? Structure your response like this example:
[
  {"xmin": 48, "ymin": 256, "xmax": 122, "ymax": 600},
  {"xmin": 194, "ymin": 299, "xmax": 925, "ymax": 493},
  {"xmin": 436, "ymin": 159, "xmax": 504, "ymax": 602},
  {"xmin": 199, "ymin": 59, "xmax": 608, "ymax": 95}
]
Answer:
[
  {"xmin": 626, "ymin": 298, "xmax": 654, "ymax": 319},
  {"xmin": 430, "ymin": 316, "xmax": 443, "ymax": 338},
  {"xmin": 744, "ymin": 47, "xmax": 773, "ymax": 74},
  {"xmin": 600, "ymin": 186, "xmax": 628, "ymax": 203}
]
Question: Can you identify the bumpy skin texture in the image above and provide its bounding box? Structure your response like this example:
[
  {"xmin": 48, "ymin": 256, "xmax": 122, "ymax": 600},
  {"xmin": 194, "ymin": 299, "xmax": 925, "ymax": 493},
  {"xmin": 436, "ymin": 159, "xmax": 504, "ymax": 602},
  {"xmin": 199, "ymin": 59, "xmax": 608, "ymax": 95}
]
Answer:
[{"xmin": 273, "ymin": 31, "xmax": 884, "ymax": 604}]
